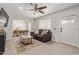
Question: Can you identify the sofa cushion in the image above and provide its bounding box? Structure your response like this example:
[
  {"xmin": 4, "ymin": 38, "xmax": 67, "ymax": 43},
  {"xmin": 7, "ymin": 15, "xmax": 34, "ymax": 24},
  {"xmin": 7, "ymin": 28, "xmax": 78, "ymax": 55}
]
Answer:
[
  {"xmin": 35, "ymin": 30, "xmax": 39, "ymax": 34},
  {"xmin": 32, "ymin": 34, "xmax": 39, "ymax": 37},
  {"xmin": 33, "ymin": 34, "xmax": 44, "ymax": 38},
  {"xmin": 39, "ymin": 29, "xmax": 43, "ymax": 34}
]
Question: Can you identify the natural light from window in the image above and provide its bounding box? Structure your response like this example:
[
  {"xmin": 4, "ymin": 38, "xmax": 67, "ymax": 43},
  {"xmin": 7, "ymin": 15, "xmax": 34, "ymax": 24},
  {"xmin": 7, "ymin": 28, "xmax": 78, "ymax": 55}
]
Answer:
[
  {"xmin": 39, "ymin": 19, "xmax": 51, "ymax": 29},
  {"xmin": 13, "ymin": 20, "xmax": 27, "ymax": 30}
]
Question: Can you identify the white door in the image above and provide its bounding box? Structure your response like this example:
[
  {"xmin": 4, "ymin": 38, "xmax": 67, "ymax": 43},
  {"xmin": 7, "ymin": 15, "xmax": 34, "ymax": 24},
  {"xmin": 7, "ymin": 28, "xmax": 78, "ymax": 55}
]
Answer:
[{"xmin": 60, "ymin": 16, "xmax": 77, "ymax": 46}]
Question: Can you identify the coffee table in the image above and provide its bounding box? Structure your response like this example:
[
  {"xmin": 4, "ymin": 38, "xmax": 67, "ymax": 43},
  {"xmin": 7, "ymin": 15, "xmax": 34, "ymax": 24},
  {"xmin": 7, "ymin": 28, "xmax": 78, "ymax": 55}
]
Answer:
[{"xmin": 20, "ymin": 35, "xmax": 33, "ymax": 45}]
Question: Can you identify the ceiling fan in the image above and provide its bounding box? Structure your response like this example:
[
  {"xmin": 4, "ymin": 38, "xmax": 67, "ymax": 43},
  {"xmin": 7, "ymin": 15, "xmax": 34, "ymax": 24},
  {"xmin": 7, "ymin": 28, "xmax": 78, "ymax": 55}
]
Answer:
[{"xmin": 26, "ymin": 3, "xmax": 47, "ymax": 15}]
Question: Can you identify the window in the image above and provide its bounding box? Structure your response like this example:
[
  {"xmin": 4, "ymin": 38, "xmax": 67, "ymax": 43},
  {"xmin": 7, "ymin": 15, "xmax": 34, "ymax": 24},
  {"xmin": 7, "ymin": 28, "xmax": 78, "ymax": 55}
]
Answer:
[
  {"xmin": 28, "ymin": 22, "xmax": 31, "ymax": 30},
  {"xmin": 39, "ymin": 19, "xmax": 51, "ymax": 29},
  {"xmin": 13, "ymin": 20, "xmax": 27, "ymax": 30}
]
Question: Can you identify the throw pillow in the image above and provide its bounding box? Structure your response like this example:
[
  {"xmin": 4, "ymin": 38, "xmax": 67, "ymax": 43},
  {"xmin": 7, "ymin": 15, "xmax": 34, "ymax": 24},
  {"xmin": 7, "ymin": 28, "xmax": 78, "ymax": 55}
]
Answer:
[
  {"xmin": 35, "ymin": 30, "xmax": 39, "ymax": 34},
  {"xmin": 41, "ymin": 31, "xmax": 44, "ymax": 35},
  {"xmin": 41, "ymin": 30, "xmax": 48, "ymax": 35}
]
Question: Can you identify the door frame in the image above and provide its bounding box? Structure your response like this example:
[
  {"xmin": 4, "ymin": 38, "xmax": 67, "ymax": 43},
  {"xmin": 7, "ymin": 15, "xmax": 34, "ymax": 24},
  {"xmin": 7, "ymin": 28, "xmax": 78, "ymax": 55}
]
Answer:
[{"xmin": 59, "ymin": 15, "xmax": 78, "ymax": 47}]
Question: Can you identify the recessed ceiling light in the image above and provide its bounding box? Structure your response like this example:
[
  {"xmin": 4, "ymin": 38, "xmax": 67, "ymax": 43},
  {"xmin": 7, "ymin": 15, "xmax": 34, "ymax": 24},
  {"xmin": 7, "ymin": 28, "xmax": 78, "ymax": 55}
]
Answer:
[{"xmin": 19, "ymin": 7, "xmax": 23, "ymax": 10}]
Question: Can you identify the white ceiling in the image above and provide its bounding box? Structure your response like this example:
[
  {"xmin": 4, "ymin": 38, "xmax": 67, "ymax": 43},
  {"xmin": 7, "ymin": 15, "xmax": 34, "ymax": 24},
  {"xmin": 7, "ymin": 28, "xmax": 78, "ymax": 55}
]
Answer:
[{"xmin": 0, "ymin": 3, "xmax": 79, "ymax": 19}]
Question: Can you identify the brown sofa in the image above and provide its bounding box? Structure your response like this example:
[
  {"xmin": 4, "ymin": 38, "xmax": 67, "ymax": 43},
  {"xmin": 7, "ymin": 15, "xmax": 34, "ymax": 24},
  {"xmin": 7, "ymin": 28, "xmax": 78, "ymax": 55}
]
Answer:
[{"xmin": 31, "ymin": 29, "xmax": 52, "ymax": 43}]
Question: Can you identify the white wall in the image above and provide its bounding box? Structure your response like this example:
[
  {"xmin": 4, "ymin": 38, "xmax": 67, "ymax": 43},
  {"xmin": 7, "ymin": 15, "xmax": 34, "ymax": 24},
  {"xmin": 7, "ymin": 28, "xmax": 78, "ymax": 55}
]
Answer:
[
  {"xmin": 36, "ymin": 5, "xmax": 79, "ymax": 47},
  {"xmin": 5, "ymin": 17, "xmax": 12, "ymax": 40}
]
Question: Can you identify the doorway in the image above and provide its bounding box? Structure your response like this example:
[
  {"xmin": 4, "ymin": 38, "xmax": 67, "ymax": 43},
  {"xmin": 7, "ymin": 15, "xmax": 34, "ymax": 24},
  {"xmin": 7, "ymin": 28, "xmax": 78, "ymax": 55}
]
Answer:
[{"xmin": 59, "ymin": 15, "xmax": 77, "ymax": 47}]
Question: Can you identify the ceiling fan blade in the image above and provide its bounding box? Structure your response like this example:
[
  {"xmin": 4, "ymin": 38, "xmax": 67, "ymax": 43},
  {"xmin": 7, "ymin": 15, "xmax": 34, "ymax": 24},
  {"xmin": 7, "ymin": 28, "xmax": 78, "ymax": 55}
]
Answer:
[
  {"xmin": 30, "ymin": 3, "xmax": 38, "ymax": 9},
  {"xmin": 38, "ymin": 6, "xmax": 47, "ymax": 10},
  {"xmin": 34, "ymin": 3, "xmax": 38, "ymax": 8},
  {"xmin": 39, "ymin": 10, "xmax": 45, "ymax": 14},
  {"xmin": 30, "ymin": 3, "xmax": 34, "ymax": 8},
  {"xmin": 25, "ymin": 9, "xmax": 34, "ymax": 11}
]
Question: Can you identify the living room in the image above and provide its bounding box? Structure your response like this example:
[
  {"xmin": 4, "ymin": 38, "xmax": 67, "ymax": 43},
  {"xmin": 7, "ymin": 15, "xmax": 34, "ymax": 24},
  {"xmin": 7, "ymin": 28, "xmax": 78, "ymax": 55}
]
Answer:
[{"xmin": 0, "ymin": 3, "xmax": 79, "ymax": 55}]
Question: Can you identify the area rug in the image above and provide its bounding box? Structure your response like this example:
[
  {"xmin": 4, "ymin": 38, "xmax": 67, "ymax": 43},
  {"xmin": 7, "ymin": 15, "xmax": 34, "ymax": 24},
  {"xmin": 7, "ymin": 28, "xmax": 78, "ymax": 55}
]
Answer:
[{"xmin": 14, "ymin": 39, "xmax": 41, "ymax": 54}]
